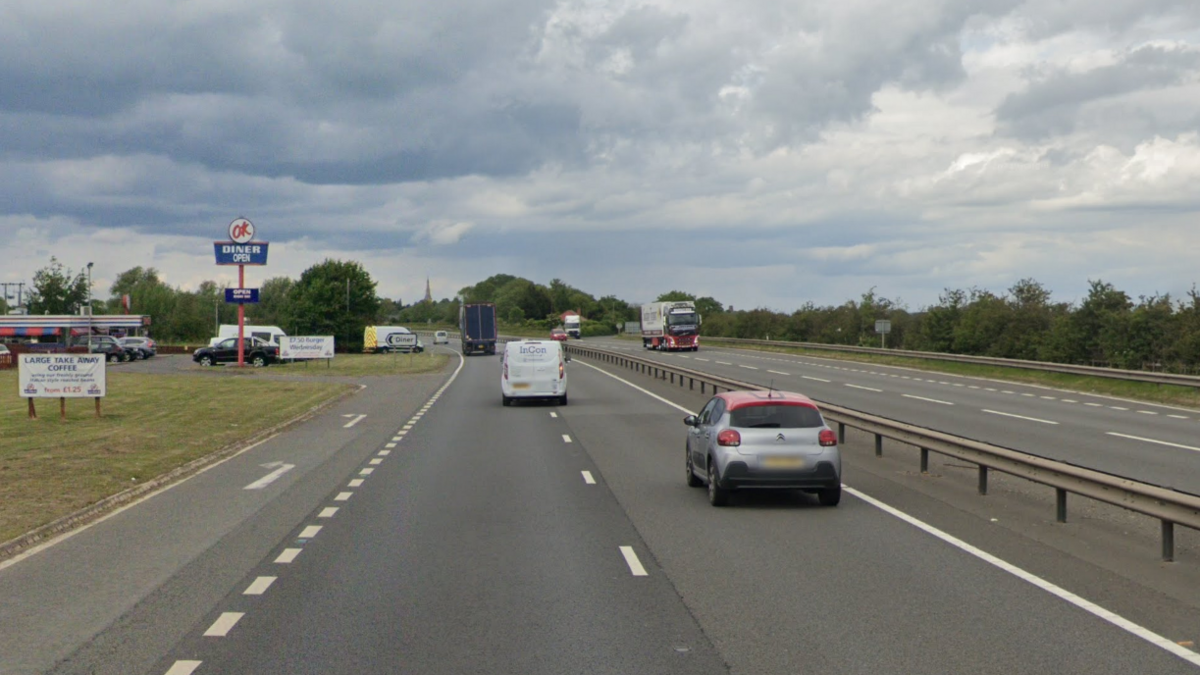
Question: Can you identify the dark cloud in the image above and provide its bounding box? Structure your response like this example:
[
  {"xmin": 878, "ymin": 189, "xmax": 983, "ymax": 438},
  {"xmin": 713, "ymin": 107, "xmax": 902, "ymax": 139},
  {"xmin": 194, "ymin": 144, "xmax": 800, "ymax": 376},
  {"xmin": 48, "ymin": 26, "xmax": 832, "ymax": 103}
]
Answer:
[{"xmin": 996, "ymin": 45, "xmax": 1200, "ymax": 139}]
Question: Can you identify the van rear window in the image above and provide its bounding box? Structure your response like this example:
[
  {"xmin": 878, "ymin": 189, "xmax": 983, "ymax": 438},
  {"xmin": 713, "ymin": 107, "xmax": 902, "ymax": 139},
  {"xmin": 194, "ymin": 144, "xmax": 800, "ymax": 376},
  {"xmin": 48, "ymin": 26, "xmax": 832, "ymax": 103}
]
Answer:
[{"xmin": 729, "ymin": 404, "xmax": 822, "ymax": 429}]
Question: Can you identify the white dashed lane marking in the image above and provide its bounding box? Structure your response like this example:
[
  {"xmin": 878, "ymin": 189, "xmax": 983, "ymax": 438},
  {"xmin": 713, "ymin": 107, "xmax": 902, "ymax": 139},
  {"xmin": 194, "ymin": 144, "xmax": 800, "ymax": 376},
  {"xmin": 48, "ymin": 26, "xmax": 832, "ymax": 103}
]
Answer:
[
  {"xmin": 768, "ymin": 370, "xmax": 790, "ymax": 376},
  {"xmin": 204, "ymin": 612, "xmax": 244, "ymax": 637},
  {"xmin": 803, "ymin": 376, "xmax": 831, "ymax": 383},
  {"xmin": 582, "ymin": 471, "xmax": 596, "ymax": 484},
  {"xmin": 845, "ymin": 384, "xmax": 882, "ymax": 392},
  {"xmin": 903, "ymin": 394, "xmax": 954, "ymax": 406},
  {"xmin": 318, "ymin": 507, "xmax": 338, "ymax": 518},
  {"xmin": 244, "ymin": 577, "xmax": 276, "ymax": 595},
  {"xmin": 620, "ymin": 546, "xmax": 649, "ymax": 576},
  {"xmin": 562, "ymin": 434, "xmax": 573, "ymax": 443},
  {"xmin": 164, "ymin": 661, "xmax": 202, "ymax": 675},
  {"xmin": 298, "ymin": 525, "xmax": 322, "ymax": 539},
  {"xmin": 983, "ymin": 410, "xmax": 1058, "ymax": 425},
  {"xmin": 274, "ymin": 548, "xmax": 302, "ymax": 564},
  {"xmin": 334, "ymin": 492, "xmax": 353, "ymax": 501}
]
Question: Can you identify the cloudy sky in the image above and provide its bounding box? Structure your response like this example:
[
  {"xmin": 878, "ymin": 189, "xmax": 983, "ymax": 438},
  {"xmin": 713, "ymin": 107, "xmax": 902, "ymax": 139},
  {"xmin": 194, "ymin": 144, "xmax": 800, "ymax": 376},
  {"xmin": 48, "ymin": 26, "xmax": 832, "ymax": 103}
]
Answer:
[{"xmin": 2, "ymin": 0, "xmax": 1199, "ymax": 313}]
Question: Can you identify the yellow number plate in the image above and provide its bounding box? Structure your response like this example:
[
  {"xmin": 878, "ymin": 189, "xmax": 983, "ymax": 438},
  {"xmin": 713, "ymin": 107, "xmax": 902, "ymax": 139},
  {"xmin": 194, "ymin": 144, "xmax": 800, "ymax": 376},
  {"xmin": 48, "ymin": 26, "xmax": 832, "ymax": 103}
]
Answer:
[
  {"xmin": 762, "ymin": 457, "xmax": 805, "ymax": 469},
  {"xmin": 512, "ymin": 383, "xmax": 530, "ymax": 390}
]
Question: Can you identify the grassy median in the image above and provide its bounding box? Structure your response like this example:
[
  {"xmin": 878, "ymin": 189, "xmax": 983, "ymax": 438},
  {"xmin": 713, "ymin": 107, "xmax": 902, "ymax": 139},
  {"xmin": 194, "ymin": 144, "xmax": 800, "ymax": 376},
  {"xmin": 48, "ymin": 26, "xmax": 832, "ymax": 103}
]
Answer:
[
  {"xmin": 0, "ymin": 371, "xmax": 355, "ymax": 546},
  {"xmin": 266, "ymin": 352, "xmax": 450, "ymax": 377}
]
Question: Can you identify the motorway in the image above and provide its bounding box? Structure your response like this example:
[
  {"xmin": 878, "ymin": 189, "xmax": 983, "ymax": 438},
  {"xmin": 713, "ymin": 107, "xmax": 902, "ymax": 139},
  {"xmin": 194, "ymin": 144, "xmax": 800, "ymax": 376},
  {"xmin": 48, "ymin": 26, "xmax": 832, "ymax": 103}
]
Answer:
[
  {"xmin": 1, "ymin": 343, "xmax": 1199, "ymax": 673},
  {"xmin": 584, "ymin": 337, "xmax": 1200, "ymax": 494}
]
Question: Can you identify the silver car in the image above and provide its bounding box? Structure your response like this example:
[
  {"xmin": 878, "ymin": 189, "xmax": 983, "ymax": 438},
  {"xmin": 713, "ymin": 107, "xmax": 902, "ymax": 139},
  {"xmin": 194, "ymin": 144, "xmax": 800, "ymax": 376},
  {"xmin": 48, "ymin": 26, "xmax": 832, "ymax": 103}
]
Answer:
[{"xmin": 684, "ymin": 390, "xmax": 842, "ymax": 507}]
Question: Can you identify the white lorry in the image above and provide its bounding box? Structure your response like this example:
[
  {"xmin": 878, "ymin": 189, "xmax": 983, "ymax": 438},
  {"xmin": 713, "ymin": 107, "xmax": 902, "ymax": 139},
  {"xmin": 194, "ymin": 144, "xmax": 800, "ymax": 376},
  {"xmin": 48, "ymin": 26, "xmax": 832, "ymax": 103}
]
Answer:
[
  {"xmin": 640, "ymin": 301, "xmax": 700, "ymax": 351},
  {"xmin": 563, "ymin": 314, "xmax": 582, "ymax": 339}
]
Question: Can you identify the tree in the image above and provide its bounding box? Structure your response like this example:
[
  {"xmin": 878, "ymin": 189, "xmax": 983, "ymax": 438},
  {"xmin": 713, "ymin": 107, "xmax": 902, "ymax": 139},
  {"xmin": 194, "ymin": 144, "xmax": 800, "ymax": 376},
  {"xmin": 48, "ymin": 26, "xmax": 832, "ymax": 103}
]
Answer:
[
  {"xmin": 26, "ymin": 257, "xmax": 91, "ymax": 315},
  {"xmin": 252, "ymin": 276, "xmax": 295, "ymax": 327},
  {"xmin": 694, "ymin": 296, "xmax": 724, "ymax": 318},
  {"xmin": 656, "ymin": 290, "xmax": 694, "ymax": 302},
  {"xmin": 286, "ymin": 260, "xmax": 381, "ymax": 352}
]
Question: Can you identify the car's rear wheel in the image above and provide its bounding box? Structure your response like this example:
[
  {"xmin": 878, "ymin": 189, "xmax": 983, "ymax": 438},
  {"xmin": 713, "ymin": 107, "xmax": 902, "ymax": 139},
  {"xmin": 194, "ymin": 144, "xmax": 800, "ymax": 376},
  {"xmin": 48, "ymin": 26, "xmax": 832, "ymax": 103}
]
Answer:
[
  {"xmin": 558, "ymin": 393, "xmax": 567, "ymax": 406},
  {"xmin": 818, "ymin": 485, "xmax": 841, "ymax": 507},
  {"xmin": 251, "ymin": 354, "xmax": 267, "ymax": 367},
  {"xmin": 686, "ymin": 448, "xmax": 703, "ymax": 487},
  {"xmin": 198, "ymin": 355, "xmax": 213, "ymax": 367},
  {"xmin": 707, "ymin": 459, "xmax": 728, "ymax": 507},
  {"xmin": 107, "ymin": 353, "xmax": 119, "ymax": 363},
  {"xmin": 502, "ymin": 395, "xmax": 511, "ymax": 407}
]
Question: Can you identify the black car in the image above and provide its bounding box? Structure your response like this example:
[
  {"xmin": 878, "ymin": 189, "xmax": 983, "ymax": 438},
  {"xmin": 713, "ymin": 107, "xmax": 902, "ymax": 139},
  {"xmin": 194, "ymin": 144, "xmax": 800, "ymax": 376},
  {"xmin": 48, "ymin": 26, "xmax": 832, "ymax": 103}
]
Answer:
[
  {"xmin": 87, "ymin": 336, "xmax": 130, "ymax": 362},
  {"xmin": 193, "ymin": 337, "xmax": 278, "ymax": 367}
]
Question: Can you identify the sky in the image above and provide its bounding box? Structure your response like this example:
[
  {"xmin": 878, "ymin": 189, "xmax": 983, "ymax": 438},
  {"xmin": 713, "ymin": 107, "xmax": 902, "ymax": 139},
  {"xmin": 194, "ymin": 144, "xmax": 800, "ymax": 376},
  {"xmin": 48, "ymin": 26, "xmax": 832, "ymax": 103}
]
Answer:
[{"xmin": 2, "ymin": 0, "xmax": 1200, "ymax": 313}]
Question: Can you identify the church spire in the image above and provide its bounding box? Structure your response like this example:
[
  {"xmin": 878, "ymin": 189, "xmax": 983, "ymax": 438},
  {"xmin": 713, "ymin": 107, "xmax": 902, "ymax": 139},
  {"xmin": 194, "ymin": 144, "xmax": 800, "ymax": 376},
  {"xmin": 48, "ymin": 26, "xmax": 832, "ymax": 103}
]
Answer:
[{"xmin": 424, "ymin": 276, "xmax": 433, "ymax": 303}]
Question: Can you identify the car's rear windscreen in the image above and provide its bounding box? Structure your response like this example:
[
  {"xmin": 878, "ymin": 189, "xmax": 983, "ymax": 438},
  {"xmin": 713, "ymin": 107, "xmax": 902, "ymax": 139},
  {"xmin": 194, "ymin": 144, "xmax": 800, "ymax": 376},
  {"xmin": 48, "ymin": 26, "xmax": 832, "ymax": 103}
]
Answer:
[{"xmin": 729, "ymin": 404, "xmax": 822, "ymax": 429}]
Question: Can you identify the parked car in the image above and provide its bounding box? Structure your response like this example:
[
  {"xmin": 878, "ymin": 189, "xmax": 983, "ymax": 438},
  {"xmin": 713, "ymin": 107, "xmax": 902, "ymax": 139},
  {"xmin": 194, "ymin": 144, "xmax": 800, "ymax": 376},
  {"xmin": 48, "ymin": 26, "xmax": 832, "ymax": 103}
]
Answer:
[
  {"xmin": 119, "ymin": 337, "xmax": 157, "ymax": 360},
  {"xmin": 193, "ymin": 336, "xmax": 278, "ymax": 367},
  {"xmin": 549, "ymin": 328, "xmax": 568, "ymax": 342},
  {"xmin": 433, "ymin": 330, "xmax": 449, "ymax": 344},
  {"xmin": 87, "ymin": 336, "xmax": 130, "ymax": 362},
  {"xmin": 684, "ymin": 390, "xmax": 841, "ymax": 507}
]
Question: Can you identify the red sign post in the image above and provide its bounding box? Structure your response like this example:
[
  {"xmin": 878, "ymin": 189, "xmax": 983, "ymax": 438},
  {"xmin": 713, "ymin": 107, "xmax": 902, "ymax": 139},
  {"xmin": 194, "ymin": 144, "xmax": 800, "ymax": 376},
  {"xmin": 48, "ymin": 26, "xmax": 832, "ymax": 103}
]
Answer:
[{"xmin": 214, "ymin": 218, "xmax": 268, "ymax": 367}]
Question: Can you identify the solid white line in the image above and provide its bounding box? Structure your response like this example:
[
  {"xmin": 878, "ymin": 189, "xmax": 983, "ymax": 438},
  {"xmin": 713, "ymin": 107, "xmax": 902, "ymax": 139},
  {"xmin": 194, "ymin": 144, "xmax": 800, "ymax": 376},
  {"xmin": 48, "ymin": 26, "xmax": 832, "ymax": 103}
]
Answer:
[
  {"xmin": 844, "ymin": 486, "xmax": 1200, "ymax": 667},
  {"xmin": 802, "ymin": 376, "xmax": 831, "ymax": 383},
  {"xmin": 767, "ymin": 370, "xmax": 790, "ymax": 376},
  {"xmin": 582, "ymin": 471, "xmax": 596, "ymax": 484},
  {"xmin": 299, "ymin": 525, "xmax": 322, "ymax": 539},
  {"xmin": 164, "ymin": 661, "xmax": 202, "ymax": 675},
  {"xmin": 619, "ymin": 546, "xmax": 649, "ymax": 576},
  {"xmin": 982, "ymin": 409, "xmax": 1059, "ymax": 425},
  {"xmin": 319, "ymin": 507, "xmax": 338, "ymax": 518},
  {"xmin": 903, "ymin": 394, "xmax": 954, "ymax": 406},
  {"xmin": 204, "ymin": 612, "xmax": 244, "ymax": 637},
  {"xmin": 845, "ymin": 383, "xmax": 882, "ymax": 392},
  {"xmin": 342, "ymin": 414, "xmax": 367, "ymax": 428},
  {"xmin": 335, "ymin": 492, "xmax": 353, "ymax": 501},
  {"xmin": 274, "ymin": 548, "xmax": 301, "ymax": 564},
  {"xmin": 562, "ymin": 434, "xmax": 573, "ymax": 443},
  {"xmin": 348, "ymin": 479, "xmax": 364, "ymax": 487},
  {"xmin": 573, "ymin": 361, "xmax": 693, "ymax": 414},
  {"xmin": 1106, "ymin": 432, "xmax": 1200, "ymax": 453},
  {"xmin": 244, "ymin": 576, "xmax": 276, "ymax": 595}
]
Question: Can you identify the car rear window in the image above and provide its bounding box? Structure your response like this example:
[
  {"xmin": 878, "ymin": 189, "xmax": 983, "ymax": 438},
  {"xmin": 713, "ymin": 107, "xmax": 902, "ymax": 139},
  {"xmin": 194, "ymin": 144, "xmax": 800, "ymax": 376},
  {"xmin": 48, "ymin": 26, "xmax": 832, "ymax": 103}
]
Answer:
[{"xmin": 729, "ymin": 404, "xmax": 823, "ymax": 429}]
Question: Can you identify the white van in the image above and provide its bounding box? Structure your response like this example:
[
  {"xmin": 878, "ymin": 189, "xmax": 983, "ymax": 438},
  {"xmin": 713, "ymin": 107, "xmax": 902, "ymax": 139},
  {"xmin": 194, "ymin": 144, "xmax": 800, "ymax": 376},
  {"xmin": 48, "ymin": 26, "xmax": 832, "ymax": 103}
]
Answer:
[
  {"xmin": 210, "ymin": 324, "xmax": 287, "ymax": 347},
  {"xmin": 501, "ymin": 340, "xmax": 568, "ymax": 406}
]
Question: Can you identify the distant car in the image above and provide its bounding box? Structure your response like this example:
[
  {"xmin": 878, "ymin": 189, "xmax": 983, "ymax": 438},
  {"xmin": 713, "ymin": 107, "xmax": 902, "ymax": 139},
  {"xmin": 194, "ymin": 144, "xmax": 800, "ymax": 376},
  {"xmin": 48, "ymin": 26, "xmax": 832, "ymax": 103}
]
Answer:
[
  {"xmin": 119, "ymin": 337, "xmax": 157, "ymax": 360},
  {"xmin": 433, "ymin": 330, "xmax": 449, "ymax": 344},
  {"xmin": 549, "ymin": 328, "xmax": 568, "ymax": 342},
  {"xmin": 87, "ymin": 336, "xmax": 130, "ymax": 363},
  {"xmin": 684, "ymin": 390, "xmax": 841, "ymax": 507},
  {"xmin": 193, "ymin": 336, "xmax": 278, "ymax": 367}
]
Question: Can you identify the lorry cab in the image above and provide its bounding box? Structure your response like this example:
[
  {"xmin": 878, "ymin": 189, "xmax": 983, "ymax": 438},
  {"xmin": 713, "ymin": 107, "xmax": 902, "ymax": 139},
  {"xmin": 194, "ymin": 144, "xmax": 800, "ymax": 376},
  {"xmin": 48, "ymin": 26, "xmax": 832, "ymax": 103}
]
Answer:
[{"xmin": 501, "ymin": 340, "xmax": 568, "ymax": 406}]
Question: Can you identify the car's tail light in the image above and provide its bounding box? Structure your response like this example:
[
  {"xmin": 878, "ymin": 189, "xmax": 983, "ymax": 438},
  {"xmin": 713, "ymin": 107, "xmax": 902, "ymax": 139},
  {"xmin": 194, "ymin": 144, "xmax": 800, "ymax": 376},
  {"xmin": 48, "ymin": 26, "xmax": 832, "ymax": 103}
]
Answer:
[
  {"xmin": 559, "ymin": 362, "xmax": 564, "ymax": 379},
  {"xmin": 717, "ymin": 429, "xmax": 741, "ymax": 447},
  {"xmin": 819, "ymin": 429, "xmax": 837, "ymax": 447},
  {"xmin": 503, "ymin": 361, "xmax": 508, "ymax": 380}
]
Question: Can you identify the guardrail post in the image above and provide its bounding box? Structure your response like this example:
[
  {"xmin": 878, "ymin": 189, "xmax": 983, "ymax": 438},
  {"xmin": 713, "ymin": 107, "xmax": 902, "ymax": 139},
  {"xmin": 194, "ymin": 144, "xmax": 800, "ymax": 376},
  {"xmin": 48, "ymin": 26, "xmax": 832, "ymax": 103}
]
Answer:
[
  {"xmin": 874, "ymin": 434, "xmax": 883, "ymax": 457},
  {"xmin": 920, "ymin": 448, "xmax": 929, "ymax": 474},
  {"xmin": 1162, "ymin": 521, "xmax": 1175, "ymax": 562},
  {"xmin": 978, "ymin": 466, "xmax": 988, "ymax": 495},
  {"xmin": 837, "ymin": 422, "xmax": 846, "ymax": 443},
  {"xmin": 689, "ymin": 377, "xmax": 694, "ymax": 390},
  {"xmin": 701, "ymin": 382, "xmax": 706, "ymax": 394},
  {"xmin": 1056, "ymin": 489, "xmax": 1067, "ymax": 523}
]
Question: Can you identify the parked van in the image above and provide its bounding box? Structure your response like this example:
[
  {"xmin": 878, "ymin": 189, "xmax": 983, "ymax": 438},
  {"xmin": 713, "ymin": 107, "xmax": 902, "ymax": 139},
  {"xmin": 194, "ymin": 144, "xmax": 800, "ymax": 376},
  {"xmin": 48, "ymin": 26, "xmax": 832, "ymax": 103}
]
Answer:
[
  {"xmin": 210, "ymin": 324, "xmax": 287, "ymax": 347},
  {"xmin": 501, "ymin": 340, "xmax": 568, "ymax": 406},
  {"xmin": 364, "ymin": 326, "xmax": 424, "ymax": 353}
]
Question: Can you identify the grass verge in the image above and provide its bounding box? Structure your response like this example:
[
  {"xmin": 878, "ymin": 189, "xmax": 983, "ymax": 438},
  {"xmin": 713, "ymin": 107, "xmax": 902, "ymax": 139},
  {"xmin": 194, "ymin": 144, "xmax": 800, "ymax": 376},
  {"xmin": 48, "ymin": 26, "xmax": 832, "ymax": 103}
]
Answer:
[
  {"xmin": 226, "ymin": 352, "xmax": 451, "ymax": 377},
  {"xmin": 0, "ymin": 371, "xmax": 354, "ymax": 545}
]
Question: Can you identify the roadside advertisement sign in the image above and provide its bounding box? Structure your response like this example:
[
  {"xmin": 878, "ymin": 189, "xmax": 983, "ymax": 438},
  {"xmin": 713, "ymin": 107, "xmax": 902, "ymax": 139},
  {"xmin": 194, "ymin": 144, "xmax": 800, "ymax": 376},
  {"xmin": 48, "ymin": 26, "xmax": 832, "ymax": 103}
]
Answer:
[
  {"xmin": 19, "ymin": 354, "xmax": 106, "ymax": 398},
  {"xmin": 225, "ymin": 288, "xmax": 260, "ymax": 304},
  {"xmin": 213, "ymin": 242, "xmax": 269, "ymax": 265},
  {"xmin": 280, "ymin": 336, "xmax": 335, "ymax": 360}
]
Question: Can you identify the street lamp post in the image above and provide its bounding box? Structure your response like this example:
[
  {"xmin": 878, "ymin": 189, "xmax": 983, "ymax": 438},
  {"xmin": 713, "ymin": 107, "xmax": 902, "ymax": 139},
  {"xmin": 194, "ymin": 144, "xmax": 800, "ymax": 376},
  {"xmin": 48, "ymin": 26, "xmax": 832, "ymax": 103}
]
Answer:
[{"xmin": 86, "ymin": 262, "xmax": 94, "ymax": 353}]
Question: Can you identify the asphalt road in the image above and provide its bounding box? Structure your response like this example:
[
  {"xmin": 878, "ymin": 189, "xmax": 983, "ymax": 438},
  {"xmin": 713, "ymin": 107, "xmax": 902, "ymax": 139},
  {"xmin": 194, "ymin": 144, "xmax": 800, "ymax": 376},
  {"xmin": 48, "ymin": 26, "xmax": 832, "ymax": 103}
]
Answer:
[
  {"xmin": 5, "ymin": 342, "xmax": 1200, "ymax": 673},
  {"xmin": 582, "ymin": 338, "xmax": 1200, "ymax": 493}
]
